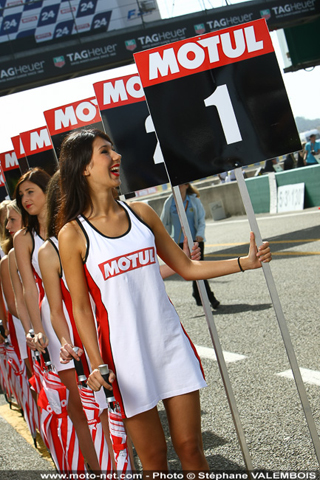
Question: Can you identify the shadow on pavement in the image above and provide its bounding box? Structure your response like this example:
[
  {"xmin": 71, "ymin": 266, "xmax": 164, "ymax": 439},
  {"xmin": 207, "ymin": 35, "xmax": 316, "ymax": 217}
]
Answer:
[
  {"xmin": 206, "ymin": 225, "xmax": 320, "ymax": 260},
  {"xmin": 192, "ymin": 303, "xmax": 272, "ymax": 317}
]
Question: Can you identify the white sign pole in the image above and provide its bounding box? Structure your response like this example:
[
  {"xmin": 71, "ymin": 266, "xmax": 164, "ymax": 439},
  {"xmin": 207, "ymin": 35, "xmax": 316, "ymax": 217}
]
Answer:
[
  {"xmin": 172, "ymin": 185, "xmax": 254, "ymax": 473},
  {"xmin": 234, "ymin": 167, "xmax": 320, "ymax": 464}
]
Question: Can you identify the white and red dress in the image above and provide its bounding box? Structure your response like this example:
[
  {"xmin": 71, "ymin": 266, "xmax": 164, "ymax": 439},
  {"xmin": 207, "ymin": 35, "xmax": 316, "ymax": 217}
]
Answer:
[
  {"xmin": 30, "ymin": 230, "xmax": 70, "ymax": 372},
  {"xmin": 77, "ymin": 201, "xmax": 206, "ymax": 419},
  {"xmin": 49, "ymin": 236, "xmax": 108, "ymax": 409}
]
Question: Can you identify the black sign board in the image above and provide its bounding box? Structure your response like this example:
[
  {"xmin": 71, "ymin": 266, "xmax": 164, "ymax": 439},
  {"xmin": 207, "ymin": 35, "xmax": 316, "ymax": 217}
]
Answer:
[
  {"xmin": 19, "ymin": 126, "xmax": 58, "ymax": 176},
  {"xmin": 0, "ymin": 149, "xmax": 22, "ymax": 198},
  {"xmin": 0, "ymin": 162, "xmax": 8, "ymax": 201},
  {"xmin": 44, "ymin": 97, "xmax": 104, "ymax": 159},
  {"xmin": 134, "ymin": 19, "xmax": 301, "ymax": 186},
  {"xmin": 11, "ymin": 134, "xmax": 29, "ymax": 174},
  {"xmin": 94, "ymin": 73, "xmax": 169, "ymax": 194}
]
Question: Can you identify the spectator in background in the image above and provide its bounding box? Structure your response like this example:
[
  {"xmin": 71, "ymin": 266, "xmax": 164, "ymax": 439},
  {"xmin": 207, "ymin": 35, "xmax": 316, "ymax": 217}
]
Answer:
[
  {"xmin": 304, "ymin": 134, "xmax": 320, "ymax": 166},
  {"xmin": 225, "ymin": 170, "xmax": 236, "ymax": 182},
  {"xmin": 218, "ymin": 171, "xmax": 227, "ymax": 183},
  {"xmin": 260, "ymin": 158, "xmax": 277, "ymax": 175},
  {"xmin": 160, "ymin": 183, "xmax": 220, "ymax": 310},
  {"xmin": 283, "ymin": 153, "xmax": 295, "ymax": 170},
  {"xmin": 297, "ymin": 143, "xmax": 306, "ymax": 168},
  {"xmin": 218, "ymin": 170, "xmax": 236, "ymax": 183}
]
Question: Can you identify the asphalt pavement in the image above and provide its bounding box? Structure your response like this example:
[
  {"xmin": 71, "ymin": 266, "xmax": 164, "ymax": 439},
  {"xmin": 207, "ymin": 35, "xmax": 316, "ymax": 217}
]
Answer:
[{"xmin": 1, "ymin": 207, "xmax": 319, "ymax": 474}]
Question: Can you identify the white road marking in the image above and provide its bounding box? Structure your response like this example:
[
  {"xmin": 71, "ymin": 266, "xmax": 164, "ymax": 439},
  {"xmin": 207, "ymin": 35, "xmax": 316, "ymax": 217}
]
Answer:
[
  {"xmin": 195, "ymin": 345, "xmax": 246, "ymax": 363},
  {"xmin": 277, "ymin": 368, "xmax": 320, "ymax": 386}
]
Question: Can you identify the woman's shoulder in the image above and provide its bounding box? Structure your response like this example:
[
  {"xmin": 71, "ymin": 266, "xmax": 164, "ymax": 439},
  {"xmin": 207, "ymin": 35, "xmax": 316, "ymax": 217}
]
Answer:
[
  {"xmin": 0, "ymin": 253, "xmax": 8, "ymax": 268},
  {"xmin": 13, "ymin": 227, "xmax": 28, "ymax": 237},
  {"xmin": 189, "ymin": 193, "xmax": 201, "ymax": 203},
  {"xmin": 128, "ymin": 200, "xmax": 156, "ymax": 219},
  {"xmin": 8, "ymin": 248, "xmax": 16, "ymax": 261},
  {"xmin": 39, "ymin": 238, "xmax": 56, "ymax": 256},
  {"xmin": 13, "ymin": 227, "xmax": 32, "ymax": 247},
  {"xmin": 58, "ymin": 220, "xmax": 82, "ymax": 242},
  {"xmin": 58, "ymin": 220, "xmax": 87, "ymax": 259},
  {"xmin": 39, "ymin": 239, "xmax": 59, "ymax": 270}
]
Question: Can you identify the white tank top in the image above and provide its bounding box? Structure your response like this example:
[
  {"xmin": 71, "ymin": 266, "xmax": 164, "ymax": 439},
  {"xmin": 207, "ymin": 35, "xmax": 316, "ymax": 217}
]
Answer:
[
  {"xmin": 30, "ymin": 230, "xmax": 44, "ymax": 280},
  {"xmin": 77, "ymin": 201, "xmax": 206, "ymax": 419},
  {"xmin": 30, "ymin": 232, "xmax": 70, "ymax": 372},
  {"xmin": 50, "ymin": 236, "xmax": 109, "ymax": 411}
]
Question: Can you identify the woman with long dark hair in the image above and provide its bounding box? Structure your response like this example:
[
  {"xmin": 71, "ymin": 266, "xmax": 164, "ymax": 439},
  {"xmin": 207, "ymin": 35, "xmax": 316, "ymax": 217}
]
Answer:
[
  {"xmin": 38, "ymin": 171, "xmax": 113, "ymax": 473},
  {"xmin": 57, "ymin": 128, "xmax": 271, "ymax": 471},
  {"xmin": 14, "ymin": 168, "xmax": 52, "ymax": 352},
  {"xmin": 13, "ymin": 167, "xmax": 96, "ymax": 471},
  {"xmin": 13, "ymin": 167, "xmax": 79, "ymax": 377}
]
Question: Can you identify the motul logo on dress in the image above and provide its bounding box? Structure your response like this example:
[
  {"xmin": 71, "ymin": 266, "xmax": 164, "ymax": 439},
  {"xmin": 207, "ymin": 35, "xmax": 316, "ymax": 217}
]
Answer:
[{"xmin": 98, "ymin": 247, "xmax": 156, "ymax": 280}]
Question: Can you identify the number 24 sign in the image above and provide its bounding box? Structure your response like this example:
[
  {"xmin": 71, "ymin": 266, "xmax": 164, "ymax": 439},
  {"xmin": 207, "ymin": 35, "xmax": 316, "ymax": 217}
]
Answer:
[{"xmin": 134, "ymin": 19, "xmax": 301, "ymax": 186}]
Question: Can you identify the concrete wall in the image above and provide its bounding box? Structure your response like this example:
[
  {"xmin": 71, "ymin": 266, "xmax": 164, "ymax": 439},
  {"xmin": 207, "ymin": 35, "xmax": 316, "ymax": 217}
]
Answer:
[
  {"xmin": 141, "ymin": 164, "xmax": 320, "ymax": 220},
  {"xmin": 146, "ymin": 181, "xmax": 246, "ymax": 219}
]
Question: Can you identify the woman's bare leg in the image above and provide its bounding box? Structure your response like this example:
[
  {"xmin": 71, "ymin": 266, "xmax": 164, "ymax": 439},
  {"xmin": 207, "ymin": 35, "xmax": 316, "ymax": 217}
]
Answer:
[
  {"xmin": 124, "ymin": 407, "xmax": 168, "ymax": 471},
  {"xmin": 24, "ymin": 358, "xmax": 33, "ymax": 378},
  {"xmin": 126, "ymin": 433, "xmax": 136, "ymax": 471},
  {"xmin": 163, "ymin": 391, "xmax": 208, "ymax": 471},
  {"xmin": 24, "ymin": 358, "xmax": 38, "ymax": 405}
]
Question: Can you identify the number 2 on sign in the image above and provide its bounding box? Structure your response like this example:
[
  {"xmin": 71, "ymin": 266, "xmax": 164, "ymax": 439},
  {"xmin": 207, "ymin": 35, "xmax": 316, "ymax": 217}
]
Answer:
[
  {"xmin": 145, "ymin": 115, "xmax": 165, "ymax": 165},
  {"xmin": 204, "ymin": 85, "xmax": 242, "ymax": 145}
]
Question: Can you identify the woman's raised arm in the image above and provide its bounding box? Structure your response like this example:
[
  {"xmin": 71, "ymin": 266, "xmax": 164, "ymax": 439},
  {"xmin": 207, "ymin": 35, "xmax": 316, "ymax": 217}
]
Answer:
[{"xmin": 130, "ymin": 201, "xmax": 271, "ymax": 280}]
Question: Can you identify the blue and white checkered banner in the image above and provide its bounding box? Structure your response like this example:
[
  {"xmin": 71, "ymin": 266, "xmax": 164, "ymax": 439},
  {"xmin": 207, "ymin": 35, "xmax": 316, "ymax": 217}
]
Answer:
[{"xmin": 0, "ymin": 0, "xmax": 160, "ymax": 43}]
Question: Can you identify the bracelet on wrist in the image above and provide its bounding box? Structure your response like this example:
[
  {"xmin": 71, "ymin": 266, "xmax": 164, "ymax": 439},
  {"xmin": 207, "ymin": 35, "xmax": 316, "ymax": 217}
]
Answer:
[{"xmin": 237, "ymin": 257, "xmax": 245, "ymax": 273}]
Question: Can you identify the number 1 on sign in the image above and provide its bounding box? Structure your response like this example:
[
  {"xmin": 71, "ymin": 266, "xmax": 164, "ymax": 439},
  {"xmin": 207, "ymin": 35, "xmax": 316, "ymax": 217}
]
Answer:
[{"xmin": 204, "ymin": 85, "xmax": 242, "ymax": 145}]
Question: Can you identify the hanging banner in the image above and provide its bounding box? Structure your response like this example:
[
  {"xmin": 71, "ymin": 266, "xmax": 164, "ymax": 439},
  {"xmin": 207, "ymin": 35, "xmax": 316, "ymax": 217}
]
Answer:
[
  {"xmin": 1, "ymin": 0, "xmax": 319, "ymax": 95},
  {"xmin": 0, "ymin": 149, "xmax": 22, "ymax": 198},
  {"xmin": 134, "ymin": 18, "xmax": 301, "ymax": 186},
  {"xmin": 44, "ymin": 97, "xmax": 104, "ymax": 159},
  {"xmin": 93, "ymin": 73, "xmax": 169, "ymax": 194},
  {"xmin": 19, "ymin": 126, "xmax": 58, "ymax": 176},
  {"xmin": 0, "ymin": 0, "xmax": 161, "ymax": 45}
]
